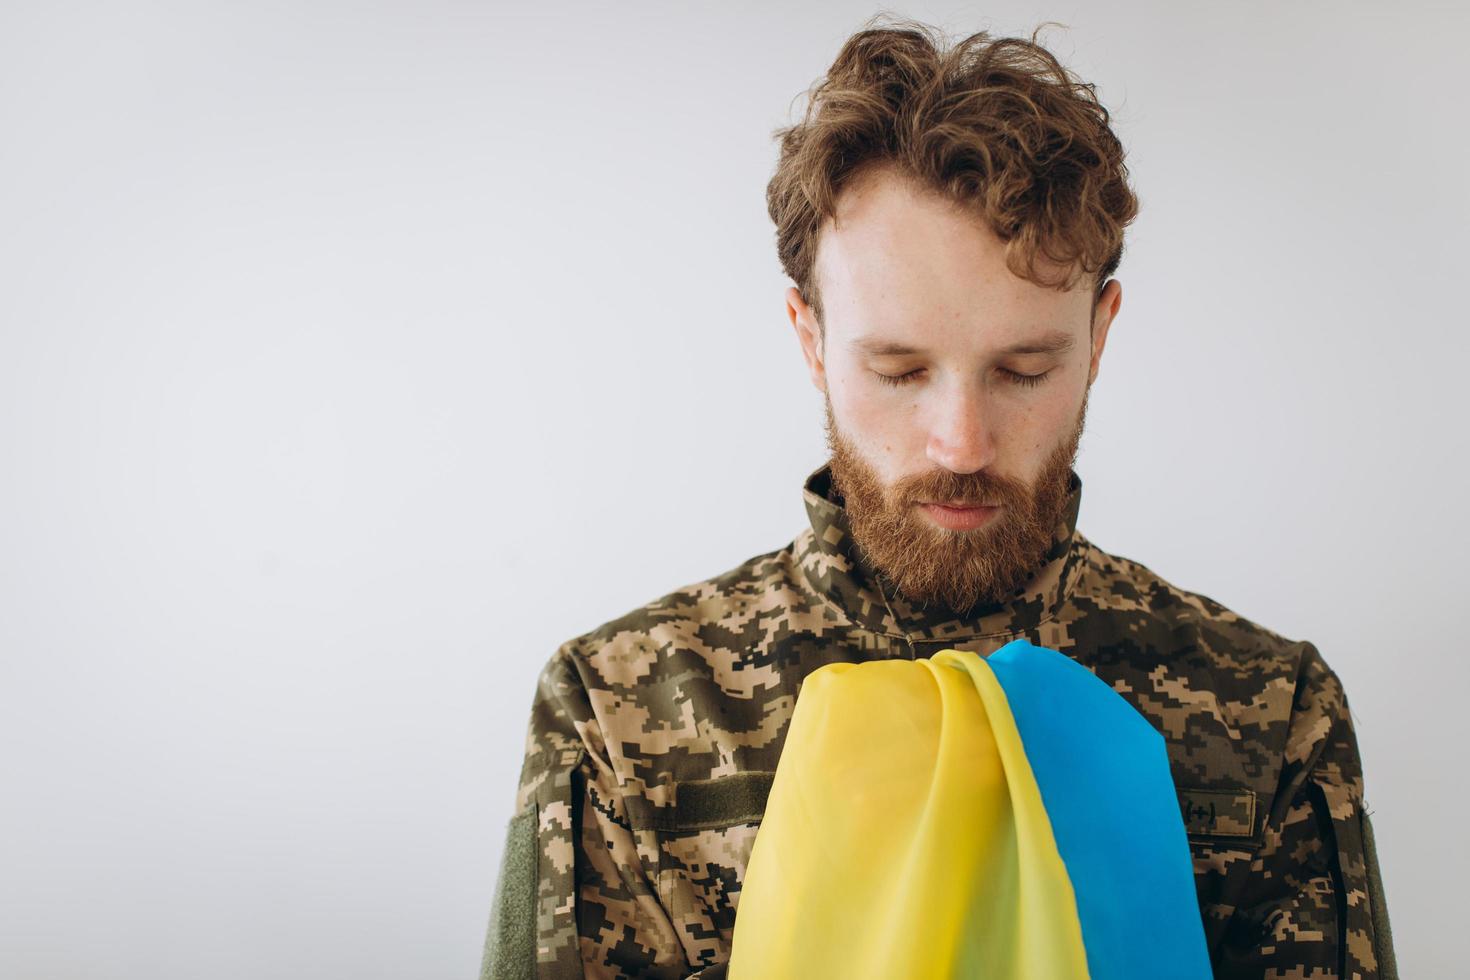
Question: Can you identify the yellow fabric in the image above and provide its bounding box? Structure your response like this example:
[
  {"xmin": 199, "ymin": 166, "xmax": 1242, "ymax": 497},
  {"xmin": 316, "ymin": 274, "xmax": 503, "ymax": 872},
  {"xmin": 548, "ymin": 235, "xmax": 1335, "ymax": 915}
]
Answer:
[{"xmin": 726, "ymin": 649, "xmax": 1091, "ymax": 979}]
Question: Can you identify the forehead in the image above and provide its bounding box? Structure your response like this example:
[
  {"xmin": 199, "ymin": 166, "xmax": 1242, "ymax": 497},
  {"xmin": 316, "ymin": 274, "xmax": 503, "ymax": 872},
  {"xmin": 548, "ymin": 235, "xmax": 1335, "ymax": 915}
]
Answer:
[{"xmin": 814, "ymin": 167, "xmax": 1088, "ymax": 342}]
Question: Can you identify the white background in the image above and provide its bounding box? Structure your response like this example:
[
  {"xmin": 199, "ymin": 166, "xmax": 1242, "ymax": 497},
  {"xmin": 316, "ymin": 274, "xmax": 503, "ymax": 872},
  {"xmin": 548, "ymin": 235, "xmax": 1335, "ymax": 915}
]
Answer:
[{"xmin": 1, "ymin": 1, "xmax": 1463, "ymax": 977}]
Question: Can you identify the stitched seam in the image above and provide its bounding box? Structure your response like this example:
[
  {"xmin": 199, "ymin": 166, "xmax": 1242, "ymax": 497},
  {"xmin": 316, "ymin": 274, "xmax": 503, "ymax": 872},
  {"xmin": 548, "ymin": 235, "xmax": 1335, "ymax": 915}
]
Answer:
[
  {"xmin": 670, "ymin": 814, "xmax": 764, "ymax": 832},
  {"xmin": 790, "ymin": 545, "xmax": 863, "ymax": 633}
]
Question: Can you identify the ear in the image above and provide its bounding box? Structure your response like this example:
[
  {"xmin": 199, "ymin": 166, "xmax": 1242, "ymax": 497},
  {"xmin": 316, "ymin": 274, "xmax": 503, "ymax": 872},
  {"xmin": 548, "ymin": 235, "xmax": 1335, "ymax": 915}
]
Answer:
[
  {"xmin": 786, "ymin": 286, "xmax": 827, "ymax": 394},
  {"xmin": 1087, "ymin": 279, "xmax": 1122, "ymax": 386}
]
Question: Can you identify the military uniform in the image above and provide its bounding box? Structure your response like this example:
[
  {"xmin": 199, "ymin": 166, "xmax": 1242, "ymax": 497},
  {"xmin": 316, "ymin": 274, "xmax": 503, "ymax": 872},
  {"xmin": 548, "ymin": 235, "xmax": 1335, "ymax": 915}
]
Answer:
[{"xmin": 480, "ymin": 463, "xmax": 1397, "ymax": 980}]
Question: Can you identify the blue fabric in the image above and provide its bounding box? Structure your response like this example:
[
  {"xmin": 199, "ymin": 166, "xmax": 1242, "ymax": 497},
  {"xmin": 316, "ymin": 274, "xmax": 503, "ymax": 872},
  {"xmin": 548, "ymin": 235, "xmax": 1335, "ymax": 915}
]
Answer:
[{"xmin": 986, "ymin": 638, "xmax": 1213, "ymax": 980}]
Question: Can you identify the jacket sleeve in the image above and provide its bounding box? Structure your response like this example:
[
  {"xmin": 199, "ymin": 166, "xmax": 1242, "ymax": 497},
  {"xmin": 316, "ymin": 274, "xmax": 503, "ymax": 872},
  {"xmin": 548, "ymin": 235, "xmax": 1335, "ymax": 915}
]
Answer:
[
  {"xmin": 1212, "ymin": 642, "xmax": 1398, "ymax": 979},
  {"xmin": 479, "ymin": 645, "xmax": 725, "ymax": 980}
]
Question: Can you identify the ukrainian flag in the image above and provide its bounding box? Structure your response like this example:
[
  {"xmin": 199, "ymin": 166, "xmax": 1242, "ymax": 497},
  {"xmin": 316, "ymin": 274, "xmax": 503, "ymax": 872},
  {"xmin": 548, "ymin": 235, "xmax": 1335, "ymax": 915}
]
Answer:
[{"xmin": 725, "ymin": 639, "xmax": 1212, "ymax": 979}]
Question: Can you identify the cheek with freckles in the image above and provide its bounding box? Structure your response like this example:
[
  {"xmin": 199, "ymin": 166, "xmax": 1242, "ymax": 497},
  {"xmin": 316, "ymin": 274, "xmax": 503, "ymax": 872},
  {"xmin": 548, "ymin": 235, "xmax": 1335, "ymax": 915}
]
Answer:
[
  {"xmin": 1014, "ymin": 384, "xmax": 1086, "ymax": 480},
  {"xmin": 829, "ymin": 367, "xmax": 911, "ymax": 479}
]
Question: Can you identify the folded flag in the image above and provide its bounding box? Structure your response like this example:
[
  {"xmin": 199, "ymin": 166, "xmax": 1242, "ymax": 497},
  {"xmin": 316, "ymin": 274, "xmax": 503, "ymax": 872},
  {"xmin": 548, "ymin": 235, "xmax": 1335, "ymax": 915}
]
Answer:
[{"xmin": 725, "ymin": 638, "xmax": 1213, "ymax": 979}]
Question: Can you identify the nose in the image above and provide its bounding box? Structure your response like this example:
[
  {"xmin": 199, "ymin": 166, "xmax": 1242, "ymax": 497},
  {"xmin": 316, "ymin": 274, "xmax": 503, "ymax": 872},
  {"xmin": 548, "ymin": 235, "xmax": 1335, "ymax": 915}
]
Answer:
[{"xmin": 925, "ymin": 384, "xmax": 997, "ymax": 475}]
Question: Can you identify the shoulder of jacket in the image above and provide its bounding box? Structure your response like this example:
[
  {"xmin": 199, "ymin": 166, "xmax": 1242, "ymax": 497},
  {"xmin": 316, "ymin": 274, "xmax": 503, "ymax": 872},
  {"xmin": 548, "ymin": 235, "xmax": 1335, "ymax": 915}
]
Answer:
[
  {"xmin": 1070, "ymin": 535, "xmax": 1361, "ymax": 828},
  {"xmin": 1078, "ymin": 535, "xmax": 1351, "ymax": 709},
  {"xmin": 1072, "ymin": 531, "xmax": 1308, "ymax": 668},
  {"xmin": 540, "ymin": 537, "xmax": 803, "ymax": 687}
]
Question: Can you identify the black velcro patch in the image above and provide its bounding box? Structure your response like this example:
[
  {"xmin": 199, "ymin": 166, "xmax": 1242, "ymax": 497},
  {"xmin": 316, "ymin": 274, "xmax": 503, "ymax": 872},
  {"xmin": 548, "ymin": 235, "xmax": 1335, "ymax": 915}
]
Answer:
[{"xmin": 666, "ymin": 771, "xmax": 775, "ymax": 831}]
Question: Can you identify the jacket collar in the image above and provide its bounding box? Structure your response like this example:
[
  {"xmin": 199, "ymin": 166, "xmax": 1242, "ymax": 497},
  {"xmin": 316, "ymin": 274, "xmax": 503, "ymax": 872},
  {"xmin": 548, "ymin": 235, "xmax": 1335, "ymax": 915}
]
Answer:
[{"xmin": 795, "ymin": 461, "xmax": 1087, "ymax": 642}]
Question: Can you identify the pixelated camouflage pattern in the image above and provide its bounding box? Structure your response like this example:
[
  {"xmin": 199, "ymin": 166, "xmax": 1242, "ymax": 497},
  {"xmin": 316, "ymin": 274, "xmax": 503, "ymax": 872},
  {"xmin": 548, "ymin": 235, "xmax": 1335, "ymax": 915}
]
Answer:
[{"xmin": 481, "ymin": 463, "xmax": 1393, "ymax": 979}]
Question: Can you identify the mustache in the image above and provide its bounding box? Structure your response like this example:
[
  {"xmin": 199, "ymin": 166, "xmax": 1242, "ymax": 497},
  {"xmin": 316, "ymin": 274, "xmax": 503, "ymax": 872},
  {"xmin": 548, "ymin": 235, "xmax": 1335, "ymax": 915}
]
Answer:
[{"xmin": 901, "ymin": 476, "xmax": 1025, "ymax": 508}]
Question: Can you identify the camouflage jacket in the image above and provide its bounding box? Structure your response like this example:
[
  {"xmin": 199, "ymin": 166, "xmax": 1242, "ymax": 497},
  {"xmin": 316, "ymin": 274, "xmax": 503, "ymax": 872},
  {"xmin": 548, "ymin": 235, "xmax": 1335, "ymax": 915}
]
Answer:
[{"xmin": 480, "ymin": 463, "xmax": 1397, "ymax": 980}]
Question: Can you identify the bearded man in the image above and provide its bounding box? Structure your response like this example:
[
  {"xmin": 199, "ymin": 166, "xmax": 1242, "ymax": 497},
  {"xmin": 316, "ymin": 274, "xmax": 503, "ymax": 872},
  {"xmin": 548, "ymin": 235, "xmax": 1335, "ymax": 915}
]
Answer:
[{"xmin": 479, "ymin": 17, "xmax": 1395, "ymax": 980}]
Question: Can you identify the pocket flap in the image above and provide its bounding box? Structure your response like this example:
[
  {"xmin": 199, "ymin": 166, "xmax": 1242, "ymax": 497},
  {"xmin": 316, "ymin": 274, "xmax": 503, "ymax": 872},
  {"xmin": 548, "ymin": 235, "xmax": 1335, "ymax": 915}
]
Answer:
[{"xmin": 1178, "ymin": 785, "xmax": 1261, "ymax": 847}]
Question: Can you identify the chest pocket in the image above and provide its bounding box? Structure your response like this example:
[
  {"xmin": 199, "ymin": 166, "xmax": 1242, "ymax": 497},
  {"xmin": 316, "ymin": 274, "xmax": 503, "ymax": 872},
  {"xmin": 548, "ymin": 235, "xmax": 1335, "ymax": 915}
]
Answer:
[
  {"xmin": 656, "ymin": 772, "xmax": 777, "ymax": 967},
  {"xmin": 1177, "ymin": 784, "xmax": 1262, "ymax": 849}
]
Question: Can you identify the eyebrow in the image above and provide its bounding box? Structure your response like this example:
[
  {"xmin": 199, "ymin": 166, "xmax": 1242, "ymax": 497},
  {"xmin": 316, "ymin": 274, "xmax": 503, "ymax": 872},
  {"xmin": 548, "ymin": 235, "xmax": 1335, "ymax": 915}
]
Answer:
[{"xmin": 848, "ymin": 329, "xmax": 1077, "ymax": 357}]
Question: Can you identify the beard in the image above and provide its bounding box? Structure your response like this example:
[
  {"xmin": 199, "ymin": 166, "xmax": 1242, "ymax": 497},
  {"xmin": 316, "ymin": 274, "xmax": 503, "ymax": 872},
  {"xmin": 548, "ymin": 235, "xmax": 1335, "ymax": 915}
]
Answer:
[{"xmin": 823, "ymin": 387, "xmax": 1088, "ymax": 617}]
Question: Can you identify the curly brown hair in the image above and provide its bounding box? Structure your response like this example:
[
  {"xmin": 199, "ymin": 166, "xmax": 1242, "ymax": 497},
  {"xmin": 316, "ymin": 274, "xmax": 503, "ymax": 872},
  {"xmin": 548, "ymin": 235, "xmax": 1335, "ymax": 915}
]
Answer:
[{"xmin": 767, "ymin": 16, "xmax": 1140, "ymax": 333}]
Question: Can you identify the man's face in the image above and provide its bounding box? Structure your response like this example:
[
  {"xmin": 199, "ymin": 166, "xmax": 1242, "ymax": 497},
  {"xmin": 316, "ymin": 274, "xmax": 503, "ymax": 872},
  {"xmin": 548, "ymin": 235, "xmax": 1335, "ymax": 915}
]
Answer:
[{"xmin": 788, "ymin": 165, "xmax": 1122, "ymax": 614}]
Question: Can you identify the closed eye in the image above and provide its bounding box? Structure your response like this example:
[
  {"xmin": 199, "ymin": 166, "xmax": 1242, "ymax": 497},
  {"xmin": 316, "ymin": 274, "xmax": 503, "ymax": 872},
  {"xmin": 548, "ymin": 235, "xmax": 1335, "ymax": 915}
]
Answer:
[{"xmin": 873, "ymin": 368, "xmax": 1052, "ymax": 389}]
